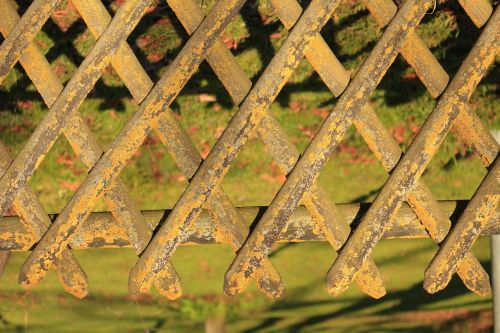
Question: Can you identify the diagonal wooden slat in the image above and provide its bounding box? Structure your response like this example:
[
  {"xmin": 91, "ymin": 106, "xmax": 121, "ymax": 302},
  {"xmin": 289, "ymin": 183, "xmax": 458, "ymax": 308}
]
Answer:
[
  {"xmin": 4, "ymin": 0, "xmax": 281, "ymax": 299},
  {"xmin": 70, "ymin": 0, "xmax": 154, "ymax": 102},
  {"xmin": 0, "ymin": 0, "xmax": 154, "ymax": 256},
  {"xmin": 268, "ymin": 0, "xmax": 349, "ymax": 96},
  {"xmin": 153, "ymin": 112, "xmax": 285, "ymax": 298},
  {"xmin": 459, "ymin": 0, "xmax": 493, "ymax": 27},
  {"xmin": 272, "ymin": 0, "xmax": 496, "ymax": 296},
  {"xmin": 363, "ymin": 0, "xmax": 449, "ymax": 98},
  {"xmin": 365, "ymin": 0, "xmax": 499, "ymax": 166},
  {"xmin": 166, "ymin": 0, "xmax": 251, "ymax": 104},
  {"xmin": 144, "ymin": 0, "xmax": 285, "ymax": 299},
  {"xmin": 272, "ymin": 0, "xmax": 438, "ymax": 292},
  {"xmin": 0, "ymin": 0, "xmax": 186, "ymax": 297}
]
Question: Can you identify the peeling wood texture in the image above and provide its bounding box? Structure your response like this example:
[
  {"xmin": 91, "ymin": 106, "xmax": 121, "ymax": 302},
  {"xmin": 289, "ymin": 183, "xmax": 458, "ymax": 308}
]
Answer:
[{"xmin": 0, "ymin": 0, "xmax": 498, "ymax": 300}]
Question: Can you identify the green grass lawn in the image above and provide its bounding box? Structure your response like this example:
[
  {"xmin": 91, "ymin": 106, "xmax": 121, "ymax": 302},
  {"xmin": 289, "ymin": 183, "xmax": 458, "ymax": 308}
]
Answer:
[
  {"xmin": 0, "ymin": 238, "xmax": 493, "ymax": 333},
  {"xmin": 0, "ymin": 0, "xmax": 498, "ymax": 331}
]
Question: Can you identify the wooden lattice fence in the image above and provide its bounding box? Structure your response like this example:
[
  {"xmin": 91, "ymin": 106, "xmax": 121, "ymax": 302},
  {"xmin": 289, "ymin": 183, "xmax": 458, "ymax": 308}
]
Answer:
[{"xmin": 0, "ymin": 0, "xmax": 498, "ymax": 301}]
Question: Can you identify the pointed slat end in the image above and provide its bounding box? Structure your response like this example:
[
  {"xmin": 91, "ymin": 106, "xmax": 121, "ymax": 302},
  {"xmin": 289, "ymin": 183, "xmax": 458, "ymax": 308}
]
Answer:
[
  {"xmin": 18, "ymin": 268, "xmax": 89, "ymax": 299},
  {"xmin": 361, "ymin": 283, "xmax": 386, "ymax": 300},
  {"xmin": 423, "ymin": 276, "xmax": 446, "ymax": 295},
  {"xmin": 462, "ymin": 274, "xmax": 491, "ymax": 297},
  {"xmin": 423, "ymin": 264, "xmax": 452, "ymax": 295},
  {"xmin": 61, "ymin": 278, "xmax": 89, "ymax": 299},
  {"xmin": 154, "ymin": 268, "xmax": 183, "ymax": 300},
  {"xmin": 155, "ymin": 279, "xmax": 183, "ymax": 300},
  {"xmin": 223, "ymin": 268, "xmax": 251, "ymax": 297},
  {"xmin": 257, "ymin": 276, "xmax": 285, "ymax": 299},
  {"xmin": 457, "ymin": 255, "xmax": 491, "ymax": 296},
  {"xmin": 326, "ymin": 275, "xmax": 351, "ymax": 298},
  {"xmin": 352, "ymin": 259, "xmax": 386, "ymax": 299}
]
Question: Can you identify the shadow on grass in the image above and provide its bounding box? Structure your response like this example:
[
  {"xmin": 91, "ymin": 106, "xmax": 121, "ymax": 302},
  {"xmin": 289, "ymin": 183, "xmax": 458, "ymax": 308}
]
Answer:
[
  {"xmin": 238, "ymin": 246, "xmax": 491, "ymax": 333},
  {"xmin": 241, "ymin": 268, "xmax": 491, "ymax": 333}
]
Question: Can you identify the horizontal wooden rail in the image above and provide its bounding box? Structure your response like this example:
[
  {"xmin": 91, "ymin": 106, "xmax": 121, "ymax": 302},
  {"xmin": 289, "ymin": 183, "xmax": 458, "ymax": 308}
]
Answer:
[{"xmin": 1, "ymin": 201, "xmax": 499, "ymax": 251}]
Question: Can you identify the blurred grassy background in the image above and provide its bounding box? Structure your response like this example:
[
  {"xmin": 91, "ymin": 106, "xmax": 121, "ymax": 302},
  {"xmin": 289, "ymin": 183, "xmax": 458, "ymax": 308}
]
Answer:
[{"xmin": 0, "ymin": 0, "xmax": 498, "ymax": 332}]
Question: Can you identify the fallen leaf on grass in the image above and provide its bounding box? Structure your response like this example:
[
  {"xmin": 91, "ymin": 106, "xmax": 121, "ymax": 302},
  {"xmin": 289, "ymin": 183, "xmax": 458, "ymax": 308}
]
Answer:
[
  {"xmin": 169, "ymin": 173, "xmax": 187, "ymax": 182},
  {"xmin": 200, "ymin": 141, "xmax": 211, "ymax": 159},
  {"xmin": 56, "ymin": 152, "xmax": 74, "ymax": 167},
  {"xmin": 270, "ymin": 32, "xmax": 282, "ymax": 40},
  {"xmin": 391, "ymin": 124, "xmax": 406, "ymax": 145},
  {"xmin": 289, "ymin": 101, "xmax": 302, "ymax": 113},
  {"xmin": 215, "ymin": 127, "xmax": 225, "ymax": 139},
  {"xmin": 147, "ymin": 53, "xmax": 162, "ymax": 63},
  {"xmin": 198, "ymin": 94, "xmax": 217, "ymax": 103},
  {"xmin": 16, "ymin": 100, "xmax": 33, "ymax": 110},
  {"xmin": 297, "ymin": 125, "xmax": 316, "ymax": 139},
  {"xmin": 60, "ymin": 180, "xmax": 81, "ymax": 192},
  {"xmin": 312, "ymin": 107, "xmax": 329, "ymax": 119}
]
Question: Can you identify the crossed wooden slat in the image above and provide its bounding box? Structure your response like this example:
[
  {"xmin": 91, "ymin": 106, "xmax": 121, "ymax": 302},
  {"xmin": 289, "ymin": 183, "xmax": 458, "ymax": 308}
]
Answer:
[
  {"xmin": 425, "ymin": 156, "xmax": 499, "ymax": 293},
  {"xmin": 154, "ymin": 0, "xmax": 366, "ymax": 298},
  {"xmin": 0, "ymin": 0, "xmax": 90, "ymax": 298},
  {"xmin": 0, "ymin": 0, "xmax": 60, "ymax": 84},
  {"xmin": 144, "ymin": 0, "xmax": 286, "ymax": 298},
  {"xmin": 127, "ymin": 0, "xmax": 375, "ymax": 294},
  {"xmin": 79, "ymin": 0, "xmax": 290, "ymax": 298},
  {"xmin": 210, "ymin": 0, "xmax": 490, "ymax": 296},
  {"xmin": 4, "ymin": 0, "xmax": 352, "ymax": 294},
  {"xmin": 73, "ymin": 0, "xmax": 284, "ymax": 299},
  {"xmin": 0, "ymin": 0, "xmax": 154, "ymax": 220},
  {"xmin": 358, "ymin": 0, "xmax": 497, "ymax": 294},
  {"xmin": 152, "ymin": 0, "xmax": 497, "ymax": 298},
  {"xmin": 171, "ymin": 0, "xmax": 390, "ymax": 298},
  {"xmin": 211, "ymin": 0, "xmax": 500, "ymax": 298},
  {"xmin": 255, "ymin": 0, "xmax": 498, "ymax": 296},
  {"xmin": 164, "ymin": 0, "xmax": 497, "ymax": 298},
  {"xmin": 0, "ymin": 0, "xmax": 205, "ymax": 299}
]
